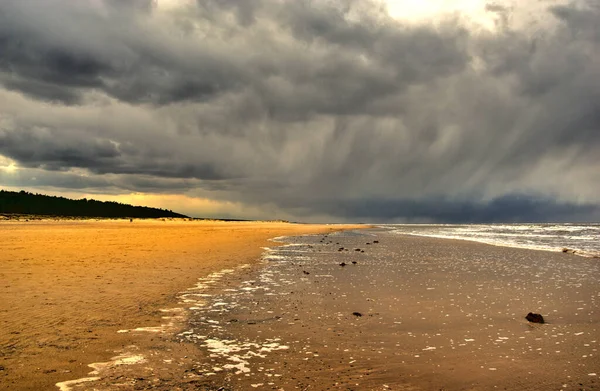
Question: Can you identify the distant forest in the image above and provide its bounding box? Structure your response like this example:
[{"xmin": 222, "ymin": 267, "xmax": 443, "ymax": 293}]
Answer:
[{"xmin": 0, "ymin": 190, "xmax": 188, "ymax": 218}]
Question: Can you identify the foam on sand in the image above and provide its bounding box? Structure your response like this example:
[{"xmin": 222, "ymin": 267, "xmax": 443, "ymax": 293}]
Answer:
[
  {"xmin": 55, "ymin": 352, "xmax": 146, "ymax": 391},
  {"xmin": 55, "ymin": 377, "xmax": 101, "ymax": 391}
]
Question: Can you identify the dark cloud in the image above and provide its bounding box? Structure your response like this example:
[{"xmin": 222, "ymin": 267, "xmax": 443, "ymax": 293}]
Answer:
[
  {"xmin": 550, "ymin": 2, "xmax": 600, "ymax": 40},
  {"xmin": 485, "ymin": 3, "xmax": 508, "ymax": 13},
  {"xmin": 0, "ymin": 166, "xmax": 113, "ymax": 190},
  {"xmin": 296, "ymin": 195, "xmax": 600, "ymax": 223},
  {"xmin": 0, "ymin": 1, "xmax": 244, "ymax": 105},
  {"xmin": 0, "ymin": 0, "xmax": 599, "ymax": 221},
  {"xmin": 0, "ymin": 127, "xmax": 120, "ymax": 171},
  {"xmin": 0, "ymin": 126, "xmax": 230, "ymax": 180},
  {"xmin": 0, "ymin": 0, "xmax": 470, "ymax": 110}
]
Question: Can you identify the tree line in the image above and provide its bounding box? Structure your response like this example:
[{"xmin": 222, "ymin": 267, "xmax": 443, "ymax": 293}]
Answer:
[{"xmin": 0, "ymin": 190, "xmax": 188, "ymax": 218}]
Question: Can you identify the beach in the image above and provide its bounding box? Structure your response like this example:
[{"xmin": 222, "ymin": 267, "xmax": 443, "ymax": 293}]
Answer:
[
  {"xmin": 156, "ymin": 230, "xmax": 600, "ymax": 390},
  {"xmin": 1, "ymin": 222, "xmax": 599, "ymax": 391},
  {"xmin": 0, "ymin": 219, "xmax": 356, "ymax": 391},
  {"xmin": 156, "ymin": 228, "xmax": 599, "ymax": 391}
]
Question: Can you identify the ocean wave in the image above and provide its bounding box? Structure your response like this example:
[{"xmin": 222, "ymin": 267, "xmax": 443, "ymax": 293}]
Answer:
[{"xmin": 387, "ymin": 223, "xmax": 600, "ymax": 258}]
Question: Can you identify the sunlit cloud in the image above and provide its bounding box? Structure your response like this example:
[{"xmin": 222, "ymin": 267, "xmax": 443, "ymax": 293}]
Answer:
[
  {"xmin": 0, "ymin": 155, "xmax": 18, "ymax": 173},
  {"xmin": 385, "ymin": 0, "xmax": 491, "ymax": 24}
]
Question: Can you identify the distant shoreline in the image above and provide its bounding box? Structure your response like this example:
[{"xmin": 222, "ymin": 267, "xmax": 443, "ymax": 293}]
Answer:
[
  {"xmin": 0, "ymin": 190, "xmax": 187, "ymax": 219},
  {"xmin": 0, "ymin": 213, "xmax": 291, "ymax": 223}
]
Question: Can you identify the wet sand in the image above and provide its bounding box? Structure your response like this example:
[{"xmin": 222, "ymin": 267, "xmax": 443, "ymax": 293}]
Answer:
[
  {"xmin": 83, "ymin": 227, "xmax": 598, "ymax": 391},
  {"xmin": 0, "ymin": 219, "xmax": 359, "ymax": 391}
]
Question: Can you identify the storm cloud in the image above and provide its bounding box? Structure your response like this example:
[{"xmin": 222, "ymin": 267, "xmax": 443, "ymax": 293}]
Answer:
[{"xmin": 0, "ymin": 0, "xmax": 598, "ymax": 222}]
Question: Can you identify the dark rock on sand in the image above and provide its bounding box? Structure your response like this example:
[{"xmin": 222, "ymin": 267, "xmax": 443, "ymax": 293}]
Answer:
[
  {"xmin": 526, "ymin": 312, "xmax": 545, "ymax": 324},
  {"xmin": 338, "ymin": 247, "xmax": 344, "ymax": 251},
  {"xmin": 352, "ymin": 261, "xmax": 357, "ymax": 265},
  {"xmin": 352, "ymin": 312, "xmax": 363, "ymax": 317},
  {"xmin": 339, "ymin": 262, "xmax": 346, "ymax": 267},
  {"xmin": 373, "ymin": 240, "xmax": 379, "ymax": 243},
  {"xmin": 303, "ymin": 270, "xmax": 310, "ymax": 275},
  {"xmin": 355, "ymin": 249, "xmax": 361, "ymax": 252}
]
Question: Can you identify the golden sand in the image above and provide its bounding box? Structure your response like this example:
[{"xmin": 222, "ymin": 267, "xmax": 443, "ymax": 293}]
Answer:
[{"xmin": 0, "ymin": 219, "xmax": 360, "ymax": 390}]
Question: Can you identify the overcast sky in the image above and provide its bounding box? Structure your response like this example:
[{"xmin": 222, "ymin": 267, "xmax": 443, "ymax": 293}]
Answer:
[{"xmin": 0, "ymin": 0, "xmax": 598, "ymax": 222}]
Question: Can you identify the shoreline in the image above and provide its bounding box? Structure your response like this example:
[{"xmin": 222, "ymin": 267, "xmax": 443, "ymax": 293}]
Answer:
[
  {"xmin": 3, "ymin": 222, "xmax": 598, "ymax": 390},
  {"xmin": 402, "ymin": 232, "xmax": 598, "ymax": 257},
  {"xmin": 389, "ymin": 230, "xmax": 600, "ymax": 259},
  {"xmin": 166, "ymin": 228, "xmax": 600, "ymax": 390},
  {"xmin": 0, "ymin": 220, "xmax": 364, "ymax": 391}
]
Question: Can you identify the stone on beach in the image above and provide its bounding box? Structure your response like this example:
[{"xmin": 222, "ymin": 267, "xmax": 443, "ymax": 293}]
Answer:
[{"xmin": 525, "ymin": 312, "xmax": 545, "ymax": 324}]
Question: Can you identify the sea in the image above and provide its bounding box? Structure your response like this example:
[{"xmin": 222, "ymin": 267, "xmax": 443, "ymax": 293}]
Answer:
[{"xmin": 388, "ymin": 223, "xmax": 600, "ymax": 258}]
